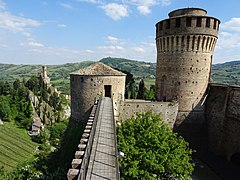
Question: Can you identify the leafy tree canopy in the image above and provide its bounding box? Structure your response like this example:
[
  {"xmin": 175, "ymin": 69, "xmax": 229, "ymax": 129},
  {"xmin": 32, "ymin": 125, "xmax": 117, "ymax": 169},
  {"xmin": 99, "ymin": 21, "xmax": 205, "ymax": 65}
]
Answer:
[{"xmin": 117, "ymin": 111, "xmax": 194, "ymax": 180}]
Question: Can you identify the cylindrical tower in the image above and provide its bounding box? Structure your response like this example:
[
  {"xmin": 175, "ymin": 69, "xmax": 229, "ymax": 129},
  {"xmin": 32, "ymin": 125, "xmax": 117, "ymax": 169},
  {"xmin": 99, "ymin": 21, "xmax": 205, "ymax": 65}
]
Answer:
[
  {"xmin": 70, "ymin": 63, "xmax": 126, "ymax": 123},
  {"xmin": 155, "ymin": 8, "xmax": 220, "ymax": 125}
]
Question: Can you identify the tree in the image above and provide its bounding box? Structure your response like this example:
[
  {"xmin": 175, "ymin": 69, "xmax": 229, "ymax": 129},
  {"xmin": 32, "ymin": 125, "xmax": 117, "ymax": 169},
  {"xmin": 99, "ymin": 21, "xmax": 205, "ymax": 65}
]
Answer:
[
  {"xmin": 117, "ymin": 112, "xmax": 194, "ymax": 179},
  {"xmin": 0, "ymin": 96, "xmax": 12, "ymax": 121},
  {"xmin": 145, "ymin": 85, "xmax": 155, "ymax": 101},
  {"xmin": 137, "ymin": 79, "xmax": 146, "ymax": 99}
]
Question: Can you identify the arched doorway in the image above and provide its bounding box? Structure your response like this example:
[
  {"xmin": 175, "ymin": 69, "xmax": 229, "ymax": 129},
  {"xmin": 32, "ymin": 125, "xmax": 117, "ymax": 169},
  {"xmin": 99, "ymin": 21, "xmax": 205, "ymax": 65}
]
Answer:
[{"xmin": 104, "ymin": 85, "xmax": 112, "ymax": 98}]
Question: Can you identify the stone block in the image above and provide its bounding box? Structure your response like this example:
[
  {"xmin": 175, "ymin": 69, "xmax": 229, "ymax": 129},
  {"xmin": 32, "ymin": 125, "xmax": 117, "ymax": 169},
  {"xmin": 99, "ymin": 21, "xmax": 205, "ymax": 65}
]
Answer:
[
  {"xmin": 78, "ymin": 144, "xmax": 86, "ymax": 150},
  {"xmin": 80, "ymin": 138, "xmax": 88, "ymax": 143},
  {"xmin": 82, "ymin": 133, "xmax": 89, "ymax": 138},
  {"xmin": 75, "ymin": 150, "xmax": 84, "ymax": 159},
  {"xmin": 85, "ymin": 125, "xmax": 92, "ymax": 129},
  {"xmin": 71, "ymin": 159, "xmax": 82, "ymax": 169},
  {"xmin": 67, "ymin": 169, "xmax": 79, "ymax": 180},
  {"xmin": 84, "ymin": 129, "xmax": 91, "ymax": 133},
  {"xmin": 87, "ymin": 122, "xmax": 93, "ymax": 126}
]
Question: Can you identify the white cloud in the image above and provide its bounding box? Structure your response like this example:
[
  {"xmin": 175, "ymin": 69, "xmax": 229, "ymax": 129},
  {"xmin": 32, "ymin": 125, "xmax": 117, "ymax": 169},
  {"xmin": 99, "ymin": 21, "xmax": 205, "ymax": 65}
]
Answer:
[
  {"xmin": 85, "ymin": 49, "xmax": 95, "ymax": 53},
  {"xmin": 98, "ymin": 45, "xmax": 125, "ymax": 50},
  {"xmin": 106, "ymin": 36, "xmax": 119, "ymax": 42},
  {"xmin": 0, "ymin": 0, "xmax": 6, "ymax": 10},
  {"xmin": 28, "ymin": 49, "xmax": 43, "ymax": 53},
  {"xmin": 124, "ymin": 0, "xmax": 170, "ymax": 15},
  {"xmin": 137, "ymin": 5, "xmax": 150, "ymax": 14},
  {"xmin": 161, "ymin": 0, "xmax": 171, "ymax": 6},
  {"xmin": 58, "ymin": 24, "xmax": 67, "ymax": 28},
  {"xmin": 221, "ymin": 18, "xmax": 240, "ymax": 32},
  {"xmin": 0, "ymin": 12, "xmax": 40, "ymax": 36},
  {"xmin": 132, "ymin": 47, "xmax": 145, "ymax": 53},
  {"xmin": 77, "ymin": 0, "xmax": 103, "ymax": 4},
  {"xmin": 60, "ymin": 3, "xmax": 73, "ymax": 9},
  {"xmin": 0, "ymin": 44, "xmax": 7, "ymax": 48},
  {"xmin": 214, "ymin": 18, "xmax": 240, "ymax": 63},
  {"xmin": 28, "ymin": 41, "xmax": 44, "ymax": 47},
  {"xmin": 101, "ymin": 3, "xmax": 128, "ymax": 20}
]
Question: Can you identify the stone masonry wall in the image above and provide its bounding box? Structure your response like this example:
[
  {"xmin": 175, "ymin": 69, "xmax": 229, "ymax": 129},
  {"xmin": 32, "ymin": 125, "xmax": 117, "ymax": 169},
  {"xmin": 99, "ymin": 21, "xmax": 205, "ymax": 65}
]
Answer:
[
  {"xmin": 71, "ymin": 75, "xmax": 125, "ymax": 123},
  {"xmin": 206, "ymin": 84, "xmax": 240, "ymax": 161},
  {"xmin": 119, "ymin": 100, "xmax": 178, "ymax": 128}
]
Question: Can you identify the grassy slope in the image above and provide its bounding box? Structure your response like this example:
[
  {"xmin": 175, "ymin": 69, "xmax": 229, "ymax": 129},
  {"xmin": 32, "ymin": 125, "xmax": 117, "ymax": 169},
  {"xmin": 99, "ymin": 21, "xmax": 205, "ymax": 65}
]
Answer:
[
  {"xmin": 0, "ymin": 122, "xmax": 38, "ymax": 171},
  {"xmin": 212, "ymin": 60, "xmax": 240, "ymax": 85},
  {"xmin": 100, "ymin": 57, "xmax": 156, "ymax": 78},
  {"xmin": 0, "ymin": 59, "xmax": 240, "ymax": 94}
]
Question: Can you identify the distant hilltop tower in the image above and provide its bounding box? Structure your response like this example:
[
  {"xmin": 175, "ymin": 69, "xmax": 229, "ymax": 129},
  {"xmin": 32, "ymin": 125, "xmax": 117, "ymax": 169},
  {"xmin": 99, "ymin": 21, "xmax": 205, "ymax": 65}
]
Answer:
[
  {"xmin": 155, "ymin": 8, "xmax": 220, "ymax": 125},
  {"xmin": 41, "ymin": 65, "xmax": 50, "ymax": 85}
]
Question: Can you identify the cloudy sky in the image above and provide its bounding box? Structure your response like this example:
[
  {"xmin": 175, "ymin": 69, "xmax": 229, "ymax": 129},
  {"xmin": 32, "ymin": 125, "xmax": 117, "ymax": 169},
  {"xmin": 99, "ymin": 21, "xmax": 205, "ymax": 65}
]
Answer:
[{"xmin": 0, "ymin": 0, "xmax": 239, "ymax": 64}]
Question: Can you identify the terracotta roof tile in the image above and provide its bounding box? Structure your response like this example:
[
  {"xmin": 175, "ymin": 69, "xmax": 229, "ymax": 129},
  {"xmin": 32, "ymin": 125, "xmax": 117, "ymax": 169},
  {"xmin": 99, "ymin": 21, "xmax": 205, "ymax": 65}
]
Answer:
[{"xmin": 70, "ymin": 62, "xmax": 126, "ymax": 76}]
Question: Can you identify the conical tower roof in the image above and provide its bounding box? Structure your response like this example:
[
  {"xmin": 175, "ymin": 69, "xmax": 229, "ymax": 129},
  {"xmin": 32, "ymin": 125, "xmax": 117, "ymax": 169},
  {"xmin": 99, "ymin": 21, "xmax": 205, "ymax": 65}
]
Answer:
[{"xmin": 70, "ymin": 62, "xmax": 126, "ymax": 76}]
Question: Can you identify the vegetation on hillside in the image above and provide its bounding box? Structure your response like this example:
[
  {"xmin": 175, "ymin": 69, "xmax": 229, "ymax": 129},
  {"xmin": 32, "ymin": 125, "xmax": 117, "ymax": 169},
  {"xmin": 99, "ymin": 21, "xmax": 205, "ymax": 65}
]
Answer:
[
  {"xmin": 117, "ymin": 112, "xmax": 194, "ymax": 179},
  {"xmin": 0, "ymin": 61, "xmax": 94, "ymax": 94},
  {"xmin": 0, "ymin": 75, "xmax": 77, "ymax": 179},
  {"xmin": 100, "ymin": 57, "xmax": 156, "ymax": 78},
  {"xmin": 212, "ymin": 60, "xmax": 240, "ymax": 86},
  {"xmin": 0, "ymin": 122, "xmax": 38, "ymax": 171},
  {"xmin": 1, "ymin": 58, "xmax": 240, "ymax": 95},
  {"xmin": 0, "ymin": 79, "xmax": 33, "ymax": 129}
]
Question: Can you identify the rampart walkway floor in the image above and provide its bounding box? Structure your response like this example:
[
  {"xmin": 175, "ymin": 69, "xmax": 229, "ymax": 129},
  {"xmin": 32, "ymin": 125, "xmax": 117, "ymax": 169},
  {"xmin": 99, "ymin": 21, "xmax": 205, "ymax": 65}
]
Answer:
[{"xmin": 86, "ymin": 97, "xmax": 118, "ymax": 180}]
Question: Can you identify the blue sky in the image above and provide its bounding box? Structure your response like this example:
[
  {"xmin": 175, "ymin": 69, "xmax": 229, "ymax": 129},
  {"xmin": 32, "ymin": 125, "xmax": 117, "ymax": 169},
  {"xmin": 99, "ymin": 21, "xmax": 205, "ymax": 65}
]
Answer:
[{"xmin": 0, "ymin": 0, "xmax": 240, "ymax": 65}]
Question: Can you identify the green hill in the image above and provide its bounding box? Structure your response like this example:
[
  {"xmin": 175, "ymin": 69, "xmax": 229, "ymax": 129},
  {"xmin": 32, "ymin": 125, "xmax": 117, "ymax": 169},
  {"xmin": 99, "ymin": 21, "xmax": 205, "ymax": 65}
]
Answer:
[
  {"xmin": 0, "ymin": 58, "xmax": 240, "ymax": 94},
  {"xmin": 212, "ymin": 60, "xmax": 240, "ymax": 86},
  {"xmin": 0, "ymin": 122, "xmax": 38, "ymax": 171},
  {"xmin": 0, "ymin": 61, "xmax": 94, "ymax": 94},
  {"xmin": 100, "ymin": 57, "xmax": 156, "ymax": 78}
]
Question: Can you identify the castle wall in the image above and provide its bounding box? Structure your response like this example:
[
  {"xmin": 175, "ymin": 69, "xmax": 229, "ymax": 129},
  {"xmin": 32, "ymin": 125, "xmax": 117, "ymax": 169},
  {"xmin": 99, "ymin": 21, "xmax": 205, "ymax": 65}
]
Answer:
[
  {"xmin": 206, "ymin": 84, "xmax": 240, "ymax": 161},
  {"xmin": 119, "ymin": 100, "xmax": 178, "ymax": 128},
  {"xmin": 155, "ymin": 8, "xmax": 220, "ymax": 126},
  {"xmin": 71, "ymin": 75, "xmax": 125, "ymax": 123}
]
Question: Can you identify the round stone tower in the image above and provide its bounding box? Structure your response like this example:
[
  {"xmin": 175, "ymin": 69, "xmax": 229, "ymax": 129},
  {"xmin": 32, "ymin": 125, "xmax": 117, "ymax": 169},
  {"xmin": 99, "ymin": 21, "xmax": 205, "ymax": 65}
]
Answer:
[{"xmin": 155, "ymin": 8, "xmax": 220, "ymax": 125}]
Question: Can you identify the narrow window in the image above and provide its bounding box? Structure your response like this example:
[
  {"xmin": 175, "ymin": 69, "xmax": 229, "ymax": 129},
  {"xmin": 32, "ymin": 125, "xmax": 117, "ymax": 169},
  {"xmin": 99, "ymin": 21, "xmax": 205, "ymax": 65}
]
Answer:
[
  {"xmin": 202, "ymin": 36, "xmax": 206, "ymax": 50},
  {"xmin": 176, "ymin": 36, "xmax": 179, "ymax": 51},
  {"xmin": 213, "ymin": 19, "xmax": 217, "ymax": 29},
  {"xmin": 159, "ymin": 22, "xmax": 163, "ymax": 30},
  {"xmin": 181, "ymin": 36, "xmax": 185, "ymax": 51},
  {"xmin": 167, "ymin": 37, "xmax": 170, "ymax": 51},
  {"xmin": 196, "ymin": 17, "xmax": 202, "ymax": 27},
  {"xmin": 163, "ymin": 38, "xmax": 165, "ymax": 51},
  {"xmin": 166, "ymin": 19, "xmax": 170, "ymax": 29},
  {"xmin": 187, "ymin": 36, "xmax": 190, "ymax": 50},
  {"xmin": 206, "ymin": 17, "xmax": 210, "ymax": 28},
  {"xmin": 197, "ymin": 36, "xmax": 201, "ymax": 50},
  {"xmin": 192, "ymin": 36, "xmax": 195, "ymax": 50},
  {"xmin": 175, "ymin": 18, "xmax": 180, "ymax": 27},
  {"xmin": 186, "ymin": 17, "xmax": 192, "ymax": 27}
]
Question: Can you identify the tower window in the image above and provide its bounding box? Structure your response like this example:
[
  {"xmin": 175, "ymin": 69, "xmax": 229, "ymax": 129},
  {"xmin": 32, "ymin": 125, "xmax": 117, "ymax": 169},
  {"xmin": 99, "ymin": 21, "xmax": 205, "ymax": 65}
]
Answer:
[
  {"xmin": 166, "ymin": 19, "xmax": 170, "ymax": 29},
  {"xmin": 196, "ymin": 17, "xmax": 202, "ymax": 27},
  {"xmin": 213, "ymin": 19, "xmax": 217, "ymax": 29},
  {"xmin": 175, "ymin": 18, "xmax": 180, "ymax": 27},
  {"xmin": 186, "ymin": 17, "xmax": 192, "ymax": 27},
  {"xmin": 159, "ymin": 22, "xmax": 163, "ymax": 30},
  {"xmin": 206, "ymin": 17, "xmax": 210, "ymax": 28}
]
